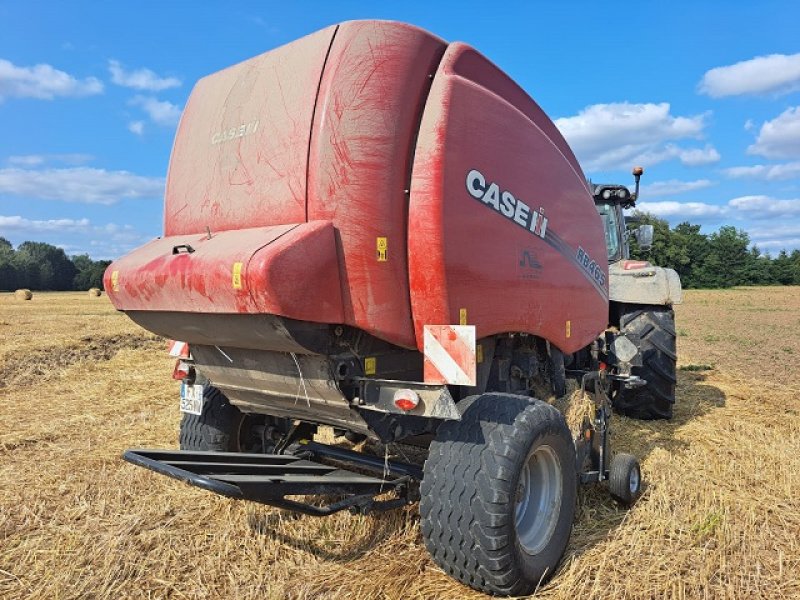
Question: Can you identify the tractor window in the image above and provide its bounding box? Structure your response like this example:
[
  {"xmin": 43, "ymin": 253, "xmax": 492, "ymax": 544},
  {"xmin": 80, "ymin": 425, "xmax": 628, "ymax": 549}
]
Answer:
[{"xmin": 596, "ymin": 203, "xmax": 621, "ymax": 260}]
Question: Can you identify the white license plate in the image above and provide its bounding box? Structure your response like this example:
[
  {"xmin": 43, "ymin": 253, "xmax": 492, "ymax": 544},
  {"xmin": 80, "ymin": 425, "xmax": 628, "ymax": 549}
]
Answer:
[{"xmin": 180, "ymin": 383, "xmax": 205, "ymax": 415}]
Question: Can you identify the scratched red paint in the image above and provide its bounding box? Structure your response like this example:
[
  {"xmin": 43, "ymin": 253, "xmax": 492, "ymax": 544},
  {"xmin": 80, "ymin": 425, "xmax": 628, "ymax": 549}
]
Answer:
[
  {"xmin": 408, "ymin": 43, "xmax": 608, "ymax": 354},
  {"xmin": 106, "ymin": 21, "xmax": 609, "ymax": 355}
]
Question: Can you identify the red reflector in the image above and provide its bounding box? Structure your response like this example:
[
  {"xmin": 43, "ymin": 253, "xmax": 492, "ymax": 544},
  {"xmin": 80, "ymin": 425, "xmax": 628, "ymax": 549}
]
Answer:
[
  {"xmin": 393, "ymin": 389, "xmax": 420, "ymax": 411},
  {"xmin": 599, "ymin": 361, "xmax": 608, "ymax": 371},
  {"xmin": 172, "ymin": 359, "xmax": 190, "ymax": 381},
  {"xmin": 623, "ymin": 260, "xmax": 649, "ymax": 271}
]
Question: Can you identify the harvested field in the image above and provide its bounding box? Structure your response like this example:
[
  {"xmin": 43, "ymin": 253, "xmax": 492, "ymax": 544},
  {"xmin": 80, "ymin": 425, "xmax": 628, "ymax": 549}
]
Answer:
[{"xmin": 1, "ymin": 288, "xmax": 799, "ymax": 599}]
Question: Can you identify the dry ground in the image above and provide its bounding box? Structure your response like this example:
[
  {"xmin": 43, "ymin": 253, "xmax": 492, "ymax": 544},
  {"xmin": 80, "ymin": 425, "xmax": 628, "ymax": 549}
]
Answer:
[{"xmin": 1, "ymin": 288, "xmax": 799, "ymax": 599}]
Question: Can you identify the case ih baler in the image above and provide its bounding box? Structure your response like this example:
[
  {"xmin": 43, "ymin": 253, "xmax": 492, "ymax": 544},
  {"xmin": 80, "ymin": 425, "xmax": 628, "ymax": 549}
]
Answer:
[{"xmin": 107, "ymin": 20, "xmax": 681, "ymax": 595}]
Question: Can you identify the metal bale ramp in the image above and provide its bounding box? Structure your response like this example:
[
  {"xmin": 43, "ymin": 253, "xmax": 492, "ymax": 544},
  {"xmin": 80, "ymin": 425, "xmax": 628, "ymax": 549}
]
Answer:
[{"xmin": 123, "ymin": 444, "xmax": 420, "ymax": 516}]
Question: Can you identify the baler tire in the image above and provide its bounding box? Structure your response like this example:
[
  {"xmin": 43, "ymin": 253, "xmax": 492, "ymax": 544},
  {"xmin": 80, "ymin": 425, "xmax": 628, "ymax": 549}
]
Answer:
[
  {"xmin": 420, "ymin": 393, "xmax": 576, "ymax": 596},
  {"xmin": 614, "ymin": 307, "xmax": 677, "ymax": 420},
  {"xmin": 608, "ymin": 453, "xmax": 642, "ymax": 506},
  {"xmin": 179, "ymin": 386, "xmax": 246, "ymax": 452}
]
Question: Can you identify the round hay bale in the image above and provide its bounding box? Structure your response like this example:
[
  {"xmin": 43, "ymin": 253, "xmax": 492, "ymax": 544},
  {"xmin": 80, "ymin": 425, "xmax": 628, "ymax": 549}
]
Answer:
[
  {"xmin": 14, "ymin": 289, "xmax": 33, "ymax": 300},
  {"xmin": 88, "ymin": 288, "xmax": 102, "ymax": 297}
]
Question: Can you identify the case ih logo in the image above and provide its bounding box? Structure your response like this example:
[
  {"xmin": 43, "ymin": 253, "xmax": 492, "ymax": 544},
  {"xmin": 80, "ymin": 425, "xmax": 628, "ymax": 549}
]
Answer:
[
  {"xmin": 465, "ymin": 169, "xmax": 548, "ymax": 239},
  {"xmin": 211, "ymin": 119, "xmax": 260, "ymax": 145}
]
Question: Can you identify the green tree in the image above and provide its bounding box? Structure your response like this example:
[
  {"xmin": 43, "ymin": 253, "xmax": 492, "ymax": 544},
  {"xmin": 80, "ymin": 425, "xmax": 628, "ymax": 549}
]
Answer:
[
  {"xmin": 670, "ymin": 222, "xmax": 709, "ymax": 288},
  {"xmin": 72, "ymin": 254, "xmax": 111, "ymax": 290},
  {"xmin": 16, "ymin": 241, "xmax": 77, "ymax": 290},
  {"xmin": 0, "ymin": 237, "xmax": 18, "ymax": 290},
  {"xmin": 740, "ymin": 246, "xmax": 774, "ymax": 286},
  {"xmin": 770, "ymin": 250, "xmax": 798, "ymax": 285},
  {"xmin": 695, "ymin": 226, "xmax": 750, "ymax": 288}
]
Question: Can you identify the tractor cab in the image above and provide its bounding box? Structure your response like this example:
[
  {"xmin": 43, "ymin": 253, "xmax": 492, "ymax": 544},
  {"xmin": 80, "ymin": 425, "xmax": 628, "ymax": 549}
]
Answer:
[{"xmin": 591, "ymin": 167, "xmax": 654, "ymax": 262}]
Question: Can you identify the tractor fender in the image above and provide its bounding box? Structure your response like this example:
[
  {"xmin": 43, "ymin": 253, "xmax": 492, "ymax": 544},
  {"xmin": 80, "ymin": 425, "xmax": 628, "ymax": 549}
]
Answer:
[{"xmin": 608, "ymin": 261, "xmax": 683, "ymax": 306}]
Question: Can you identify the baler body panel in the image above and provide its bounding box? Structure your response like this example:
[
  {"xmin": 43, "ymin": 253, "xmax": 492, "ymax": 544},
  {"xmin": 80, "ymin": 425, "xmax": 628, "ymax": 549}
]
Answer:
[
  {"xmin": 103, "ymin": 222, "xmax": 343, "ymax": 323},
  {"xmin": 408, "ymin": 44, "xmax": 608, "ymax": 353},
  {"xmin": 307, "ymin": 22, "xmax": 446, "ymax": 348},
  {"xmin": 107, "ymin": 19, "xmax": 608, "ymax": 361},
  {"xmin": 163, "ymin": 25, "xmax": 336, "ymax": 236}
]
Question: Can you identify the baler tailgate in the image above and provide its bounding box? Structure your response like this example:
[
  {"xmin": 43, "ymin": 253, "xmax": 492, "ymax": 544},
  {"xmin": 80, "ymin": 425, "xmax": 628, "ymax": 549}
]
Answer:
[{"xmin": 124, "ymin": 446, "xmax": 417, "ymax": 516}]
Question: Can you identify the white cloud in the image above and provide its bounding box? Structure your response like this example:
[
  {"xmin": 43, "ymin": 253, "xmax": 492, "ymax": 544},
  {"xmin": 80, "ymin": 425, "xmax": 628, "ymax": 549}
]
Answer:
[
  {"xmin": 108, "ymin": 59, "xmax": 181, "ymax": 91},
  {"xmin": 642, "ymin": 179, "xmax": 714, "ymax": 197},
  {"xmin": 0, "ymin": 166, "xmax": 164, "ymax": 205},
  {"xmin": 554, "ymin": 102, "xmax": 712, "ymax": 170},
  {"xmin": 725, "ymin": 161, "xmax": 800, "ymax": 181},
  {"xmin": 0, "ymin": 215, "xmax": 90, "ymax": 233},
  {"xmin": 676, "ymin": 144, "xmax": 721, "ymax": 166},
  {"xmin": 638, "ymin": 194, "xmax": 800, "ymax": 223},
  {"xmin": 699, "ymin": 53, "xmax": 800, "ymax": 97},
  {"xmin": 130, "ymin": 95, "xmax": 181, "ymax": 127},
  {"xmin": 637, "ymin": 200, "xmax": 725, "ymax": 219},
  {"xmin": 747, "ymin": 223, "xmax": 800, "ymax": 252},
  {"xmin": 128, "ymin": 121, "xmax": 145, "ymax": 135},
  {"xmin": 6, "ymin": 153, "xmax": 93, "ymax": 167},
  {"xmin": 727, "ymin": 195, "xmax": 800, "ymax": 217},
  {"xmin": 747, "ymin": 107, "xmax": 800, "ymax": 159},
  {"xmin": 0, "ymin": 58, "xmax": 103, "ymax": 101},
  {"xmin": 0, "ymin": 215, "xmax": 154, "ymax": 258},
  {"xmin": 755, "ymin": 238, "xmax": 800, "ymax": 251}
]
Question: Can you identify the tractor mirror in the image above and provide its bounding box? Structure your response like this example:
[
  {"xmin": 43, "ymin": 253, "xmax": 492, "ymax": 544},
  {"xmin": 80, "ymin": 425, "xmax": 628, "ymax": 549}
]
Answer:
[{"xmin": 634, "ymin": 225, "xmax": 654, "ymax": 250}]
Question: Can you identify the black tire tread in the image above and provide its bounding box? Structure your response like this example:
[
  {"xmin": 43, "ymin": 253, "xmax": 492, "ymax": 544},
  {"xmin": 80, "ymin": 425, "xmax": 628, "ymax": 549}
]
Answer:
[
  {"xmin": 420, "ymin": 394, "xmax": 576, "ymax": 596},
  {"xmin": 179, "ymin": 386, "xmax": 243, "ymax": 451},
  {"xmin": 609, "ymin": 453, "xmax": 640, "ymax": 505},
  {"xmin": 614, "ymin": 307, "xmax": 677, "ymax": 420}
]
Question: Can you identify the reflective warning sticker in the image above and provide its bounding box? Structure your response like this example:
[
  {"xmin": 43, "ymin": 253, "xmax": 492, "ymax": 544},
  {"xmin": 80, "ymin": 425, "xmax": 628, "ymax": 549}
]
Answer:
[
  {"xmin": 566, "ymin": 320, "xmax": 571, "ymax": 338},
  {"xmin": 424, "ymin": 325, "xmax": 476, "ymax": 386},
  {"xmin": 377, "ymin": 237, "xmax": 388, "ymax": 262},
  {"xmin": 477, "ymin": 343, "xmax": 484, "ymax": 364},
  {"xmin": 111, "ymin": 270, "xmax": 119, "ymax": 292},
  {"xmin": 459, "ymin": 308, "xmax": 467, "ymax": 325},
  {"xmin": 364, "ymin": 357, "xmax": 377, "ymax": 375},
  {"xmin": 168, "ymin": 340, "xmax": 190, "ymax": 358},
  {"xmin": 232, "ymin": 262, "xmax": 243, "ymax": 289}
]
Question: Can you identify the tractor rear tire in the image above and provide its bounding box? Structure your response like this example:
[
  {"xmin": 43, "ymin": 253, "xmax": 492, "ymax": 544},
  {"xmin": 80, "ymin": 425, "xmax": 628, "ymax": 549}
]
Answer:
[
  {"xmin": 614, "ymin": 307, "xmax": 677, "ymax": 420},
  {"xmin": 420, "ymin": 393, "xmax": 576, "ymax": 596},
  {"xmin": 179, "ymin": 386, "xmax": 247, "ymax": 451}
]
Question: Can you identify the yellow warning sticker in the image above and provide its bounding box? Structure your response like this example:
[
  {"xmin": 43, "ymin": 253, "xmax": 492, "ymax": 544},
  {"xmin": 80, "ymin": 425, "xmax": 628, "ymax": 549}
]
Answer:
[
  {"xmin": 111, "ymin": 270, "xmax": 119, "ymax": 292},
  {"xmin": 377, "ymin": 237, "xmax": 388, "ymax": 262},
  {"xmin": 566, "ymin": 320, "xmax": 571, "ymax": 338},
  {"xmin": 477, "ymin": 343, "xmax": 483, "ymax": 363},
  {"xmin": 459, "ymin": 308, "xmax": 467, "ymax": 325},
  {"xmin": 364, "ymin": 357, "xmax": 377, "ymax": 375},
  {"xmin": 232, "ymin": 262, "xmax": 243, "ymax": 289}
]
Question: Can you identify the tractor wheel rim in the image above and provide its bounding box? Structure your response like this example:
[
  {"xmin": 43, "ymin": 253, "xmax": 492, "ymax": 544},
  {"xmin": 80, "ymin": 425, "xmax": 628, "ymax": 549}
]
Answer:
[
  {"xmin": 514, "ymin": 444, "xmax": 563, "ymax": 555},
  {"xmin": 630, "ymin": 466, "xmax": 640, "ymax": 494}
]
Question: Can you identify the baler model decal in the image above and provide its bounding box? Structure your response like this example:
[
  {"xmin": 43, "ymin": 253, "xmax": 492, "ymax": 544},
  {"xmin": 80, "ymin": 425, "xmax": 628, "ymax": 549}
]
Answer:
[
  {"xmin": 465, "ymin": 168, "xmax": 608, "ymax": 301},
  {"xmin": 543, "ymin": 229, "xmax": 608, "ymax": 300}
]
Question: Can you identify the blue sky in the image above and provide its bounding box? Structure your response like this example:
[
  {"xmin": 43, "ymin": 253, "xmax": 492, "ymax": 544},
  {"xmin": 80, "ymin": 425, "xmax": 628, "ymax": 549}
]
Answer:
[{"xmin": 1, "ymin": 1, "xmax": 799, "ymax": 258}]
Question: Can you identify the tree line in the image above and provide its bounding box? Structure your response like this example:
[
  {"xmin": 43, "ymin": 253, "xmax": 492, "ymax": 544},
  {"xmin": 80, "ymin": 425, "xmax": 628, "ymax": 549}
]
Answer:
[
  {"xmin": 0, "ymin": 238, "xmax": 110, "ymax": 291},
  {"xmin": 630, "ymin": 213, "xmax": 800, "ymax": 288}
]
